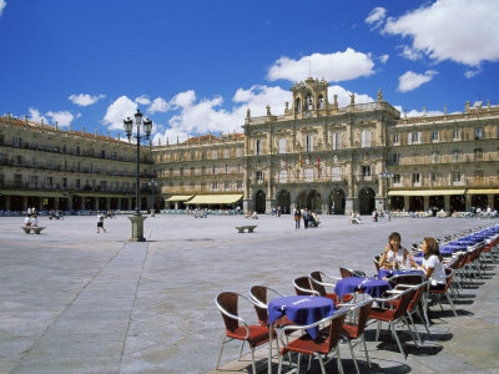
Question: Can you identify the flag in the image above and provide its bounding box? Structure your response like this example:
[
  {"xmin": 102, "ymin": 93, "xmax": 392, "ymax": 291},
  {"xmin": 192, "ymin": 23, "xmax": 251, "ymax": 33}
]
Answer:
[
  {"xmin": 299, "ymin": 153, "xmax": 302, "ymax": 167},
  {"xmin": 317, "ymin": 156, "xmax": 321, "ymax": 171}
]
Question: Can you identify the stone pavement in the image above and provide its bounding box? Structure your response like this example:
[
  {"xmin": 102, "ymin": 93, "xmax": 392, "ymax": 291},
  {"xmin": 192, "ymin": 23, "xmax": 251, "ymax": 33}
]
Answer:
[{"xmin": 0, "ymin": 214, "xmax": 497, "ymax": 373}]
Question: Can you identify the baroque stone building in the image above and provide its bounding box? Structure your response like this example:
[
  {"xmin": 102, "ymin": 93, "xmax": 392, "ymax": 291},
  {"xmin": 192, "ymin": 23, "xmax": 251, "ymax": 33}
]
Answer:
[{"xmin": 1, "ymin": 78, "xmax": 498, "ymax": 215}]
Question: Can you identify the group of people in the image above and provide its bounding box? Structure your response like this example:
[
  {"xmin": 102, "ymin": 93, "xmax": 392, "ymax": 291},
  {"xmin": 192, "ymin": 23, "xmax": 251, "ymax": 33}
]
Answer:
[
  {"xmin": 24, "ymin": 213, "xmax": 39, "ymax": 227},
  {"xmin": 379, "ymin": 231, "xmax": 446, "ymax": 291},
  {"xmin": 293, "ymin": 208, "xmax": 320, "ymax": 229}
]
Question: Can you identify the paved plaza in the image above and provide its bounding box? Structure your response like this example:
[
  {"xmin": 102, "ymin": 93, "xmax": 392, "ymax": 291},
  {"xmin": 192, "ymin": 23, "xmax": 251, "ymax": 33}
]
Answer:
[{"xmin": 0, "ymin": 214, "xmax": 498, "ymax": 373}]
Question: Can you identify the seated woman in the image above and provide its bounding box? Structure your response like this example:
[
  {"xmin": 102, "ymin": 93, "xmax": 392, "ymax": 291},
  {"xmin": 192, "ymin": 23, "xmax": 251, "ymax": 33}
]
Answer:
[
  {"xmin": 418, "ymin": 237, "xmax": 446, "ymax": 290},
  {"xmin": 379, "ymin": 232, "xmax": 415, "ymax": 270}
]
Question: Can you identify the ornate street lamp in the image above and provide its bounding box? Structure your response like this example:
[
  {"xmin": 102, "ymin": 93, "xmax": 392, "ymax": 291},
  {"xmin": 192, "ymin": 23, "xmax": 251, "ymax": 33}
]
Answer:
[
  {"xmin": 148, "ymin": 178, "xmax": 158, "ymax": 217},
  {"xmin": 379, "ymin": 169, "xmax": 394, "ymax": 212},
  {"xmin": 123, "ymin": 109, "xmax": 152, "ymax": 241}
]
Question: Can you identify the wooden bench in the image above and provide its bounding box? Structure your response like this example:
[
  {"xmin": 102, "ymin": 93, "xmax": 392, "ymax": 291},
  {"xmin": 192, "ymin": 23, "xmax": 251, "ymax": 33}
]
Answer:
[
  {"xmin": 235, "ymin": 225, "xmax": 257, "ymax": 233},
  {"xmin": 21, "ymin": 226, "xmax": 46, "ymax": 234}
]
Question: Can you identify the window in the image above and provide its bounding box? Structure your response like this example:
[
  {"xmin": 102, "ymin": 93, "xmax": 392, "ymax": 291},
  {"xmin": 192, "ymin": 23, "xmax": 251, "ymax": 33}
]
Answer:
[
  {"xmin": 306, "ymin": 135, "xmax": 313, "ymax": 152},
  {"xmin": 430, "ymin": 172, "xmax": 437, "ymax": 183},
  {"xmin": 224, "ymin": 149, "xmax": 230, "ymax": 158},
  {"xmin": 361, "ymin": 130, "xmax": 371, "ymax": 148},
  {"xmin": 47, "ymin": 176, "xmax": 53, "ymax": 187},
  {"xmin": 452, "ymin": 171, "xmax": 462, "ymax": 183},
  {"xmin": 431, "ymin": 131, "xmax": 439, "ymax": 141},
  {"xmin": 332, "ymin": 166, "xmax": 342, "ymax": 181},
  {"xmin": 225, "ymin": 165, "xmax": 229, "ymax": 173},
  {"xmin": 393, "ymin": 174, "xmax": 401, "ymax": 184},
  {"xmin": 62, "ymin": 178, "xmax": 67, "ymax": 188},
  {"xmin": 474, "ymin": 148, "xmax": 483, "ymax": 160},
  {"xmin": 101, "ymin": 150, "xmax": 106, "ymax": 158},
  {"xmin": 76, "ymin": 146, "xmax": 80, "ymax": 155},
  {"xmin": 256, "ymin": 171, "xmax": 263, "ymax": 181},
  {"xmin": 412, "ymin": 173, "xmax": 420, "ymax": 184},
  {"xmin": 474, "ymin": 170, "xmax": 483, "ymax": 180},
  {"xmin": 0, "ymin": 135, "xmax": 4, "ymax": 145},
  {"xmin": 30, "ymin": 175, "xmax": 38, "ymax": 187},
  {"xmin": 432, "ymin": 151, "xmax": 439, "ymax": 163},
  {"xmin": 278, "ymin": 138, "xmax": 287, "ymax": 154},
  {"xmin": 304, "ymin": 168, "xmax": 313, "ymax": 182},
  {"xmin": 213, "ymin": 150, "xmax": 218, "ymax": 159},
  {"xmin": 201, "ymin": 166, "xmax": 206, "ymax": 175},
  {"xmin": 190, "ymin": 167, "xmax": 195, "ymax": 175},
  {"xmin": 332, "ymin": 132, "xmax": 342, "ymax": 150},
  {"xmin": 453, "ymin": 129, "xmax": 460, "ymax": 140},
  {"xmin": 236, "ymin": 181, "xmax": 242, "ymax": 189},
  {"xmin": 318, "ymin": 96, "xmax": 324, "ymax": 109},
  {"xmin": 453, "ymin": 150, "xmax": 461, "ymax": 162},
  {"xmin": 362, "ymin": 165, "xmax": 371, "ymax": 177},
  {"xmin": 255, "ymin": 140, "xmax": 262, "ymax": 155},
  {"xmin": 212, "ymin": 165, "xmax": 216, "ymax": 174},
  {"xmin": 224, "ymin": 181, "xmax": 231, "ymax": 190},
  {"xmin": 279, "ymin": 170, "xmax": 288, "ymax": 183},
  {"xmin": 393, "ymin": 134, "xmax": 399, "ymax": 144},
  {"xmin": 237, "ymin": 148, "xmax": 242, "ymax": 157},
  {"xmin": 474, "ymin": 127, "xmax": 484, "ymax": 140},
  {"xmin": 408, "ymin": 132, "xmax": 422, "ymax": 144},
  {"xmin": 179, "ymin": 167, "xmax": 184, "ymax": 176},
  {"xmin": 392, "ymin": 153, "xmax": 400, "ymax": 165},
  {"xmin": 212, "ymin": 181, "xmax": 218, "ymax": 190},
  {"xmin": 237, "ymin": 164, "xmax": 241, "ymax": 172},
  {"xmin": 13, "ymin": 137, "xmax": 22, "ymax": 147},
  {"xmin": 14, "ymin": 174, "xmax": 23, "ymax": 186},
  {"xmin": 76, "ymin": 179, "xmax": 81, "ymax": 188}
]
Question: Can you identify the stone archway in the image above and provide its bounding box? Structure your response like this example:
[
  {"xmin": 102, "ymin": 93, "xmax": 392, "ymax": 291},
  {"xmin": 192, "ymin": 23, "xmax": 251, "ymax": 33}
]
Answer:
[
  {"xmin": 276, "ymin": 189, "xmax": 291, "ymax": 214},
  {"xmin": 254, "ymin": 190, "xmax": 266, "ymax": 213},
  {"xmin": 329, "ymin": 188, "xmax": 346, "ymax": 214},
  {"xmin": 307, "ymin": 189, "xmax": 322, "ymax": 212},
  {"xmin": 358, "ymin": 187, "xmax": 376, "ymax": 215}
]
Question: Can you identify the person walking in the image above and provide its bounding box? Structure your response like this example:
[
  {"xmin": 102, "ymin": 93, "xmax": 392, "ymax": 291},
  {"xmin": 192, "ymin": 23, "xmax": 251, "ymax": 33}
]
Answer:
[
  {"xmin": 293, "ymin": 207, "xmax": 301, "ymax": 229},
  {"xmin": 96, "ymin": 212, "xmax": 107, "ymax": 233}
]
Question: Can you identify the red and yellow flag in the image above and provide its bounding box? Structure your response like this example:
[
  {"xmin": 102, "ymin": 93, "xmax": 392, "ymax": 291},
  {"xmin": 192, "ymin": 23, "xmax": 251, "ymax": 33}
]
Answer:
[{"xmin": 317, "ymin": 156, "xmax": 321, "ymax": 170}]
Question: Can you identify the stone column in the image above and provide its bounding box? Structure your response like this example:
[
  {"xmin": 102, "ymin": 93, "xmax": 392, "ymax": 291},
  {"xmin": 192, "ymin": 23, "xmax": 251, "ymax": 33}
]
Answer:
[
  {"xmin": 487, "ymin": 194, "xmax": 494, "ymax": 209},
  {"xmin": 423, "ymin": 196, "xmax": 430, "ymax": 211},
  {"xmin": 6, "ymin": 196, "xmax": 10, "ymax": 211},
  {"xmin": 404, "ymin": 196, "xmax": 410, "ymax": 211},
  {"xmin": 23, "ymin": 196, "xmax": 28, "ymax": 212},
  {"xmin": 94, "ymin": 198, "xmax": 98, "ymax": 211},
  {"xmin": 465, "ymin": 194, "xmax": 471, "ymax": 211},
  {"xmin": 55, "ymin": 198, "xmax": 59, "ymax": 210},
  {"xmin": 106, "ymin": 197, "xmax": 111, "ymax": 211},
  {"xmin": 128, "ymin": 215, "xmax": 147, "ymax": 242},
  {"xmin": 444, "ymin": 195, "xmax": 450, "ymax": 212}
]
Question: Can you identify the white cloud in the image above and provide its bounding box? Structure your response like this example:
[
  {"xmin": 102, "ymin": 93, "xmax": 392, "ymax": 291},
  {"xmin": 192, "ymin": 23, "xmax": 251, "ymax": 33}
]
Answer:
[
  {"xmin": 400, "ymin": 45, "xmax": 424, "ymax": 62},
  {"xmin": 0, "ymin": 0, "xmax": 6, "ymax": 17},
  {"xmin": 398, "ymin": 70, "xmax": 438, "ymax": 92},
  {"xmin": 135, "ymin": 95, "xmax": 151, "ymax": 105},
  {"xmin": 46, "ymin": 111, "xmax": 74, "ymax": 127},
  {"xmin": 327, "ymin": 85, "xmax": 374, "ymax": 107},
  {"xmin": 464, "ymin": 67, "xmax": 482, "ymax": 79},
  {"xmin": 379, "ymin": 54, "xmax": 389, "ymax": 64},
  {"xmin": 382, "ymin": 0, "xmax": 499, "ymax": 67},
  {"xmin": 365, "ymin": 7, "xmax": 387, "ymax": 29},
  {"xmin": 28, "ymin": 108, "xmax": 47, "ymax": 123},
  {"xmin": 148, "ymin": 97, "xmax": 169, "ymax": 113},
  {"xmin": 152, "ymin": 85, "xmax": 291, "ymax": 146},
  {"xmin": 267, "ymin": 49, "xmax": 375, "ymax": 82},
  {"xmin": 102, "ymin": 96, "xmax": 138, "ymax": 131},
  {"xmin": 68, "ymin": 93, "xmax": 105, "ymax": 106},
  {"xmin": 406, "ymin": 109, "xmax": 444, "ymax": 117}
]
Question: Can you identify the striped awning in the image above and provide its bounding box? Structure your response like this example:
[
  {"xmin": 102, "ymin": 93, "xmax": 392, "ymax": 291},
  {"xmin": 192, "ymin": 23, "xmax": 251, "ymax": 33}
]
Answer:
[
  {"xmin": 185, "ymin": 194, "xmax": 243, "ymax": 205},
  {"xmin": 466, "ymin": 189, "xmax": 499, "ymax": 195},
  {"xmin": 164, "ymin": 195, "xmax": 194, "ymax": 202},
  {"xmin": 388, "ymin": 189, "xmax": 466, "ymax": 197}
]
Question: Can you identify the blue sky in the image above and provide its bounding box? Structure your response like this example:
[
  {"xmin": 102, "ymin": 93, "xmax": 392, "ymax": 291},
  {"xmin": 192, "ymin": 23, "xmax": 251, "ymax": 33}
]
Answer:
[{"xmin": 1, "ymin": 0, "xmax": 499, "ymax": 145}]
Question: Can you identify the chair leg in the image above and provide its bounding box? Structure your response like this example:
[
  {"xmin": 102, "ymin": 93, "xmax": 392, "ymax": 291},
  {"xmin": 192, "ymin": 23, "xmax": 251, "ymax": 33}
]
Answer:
[
  {"xmin": 347, "ymin": 339, "xmax": 360, "ymax": 374},
  {"xmin": 277, "ymin": 351, "xmax": 283, "ymax": 374},
  {"xmin": 416, "ymin": 309, "xmax": 432, "ymax": 337},
  {"xmin": 376, "ymin": 320, "xmax": 381, "ymax": 341},
  {"xmin": 446, "ymin": 293, "xmax": 458, "ymax": 316},
  {"xmin": 390, "ymin": 321, "xmax": 406, "ymax": 360},
  {"xmin": 216, "ymin": 336, "xmax": 226, "ymax": 369},
  {"xmin": 407, "ymin": 313, "xmax": 422, "ymax": 346},
  {"xmin": 251, "ymin": 348, "xmax": 257, "ymax": 374},
  {"xmin": 336, "ymin": 345, "xmax": 344, "ymax": 374},
  {"xmin": 361, "ymin": 334, "xmax": 371, "ymax": 367},
  {"xmin": 318, "ymin": 355, "xmax": 327, "ymax": 374},
  {"xmin": 239, "ymin": 340, "xmax": 245, "ymax": 358}
]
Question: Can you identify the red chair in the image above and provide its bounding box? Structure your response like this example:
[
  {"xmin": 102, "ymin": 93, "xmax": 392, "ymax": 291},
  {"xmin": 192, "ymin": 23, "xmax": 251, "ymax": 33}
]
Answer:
[
  {"xmin": 340, "ymin": 299, "xmax": 374, "ymax": 373},
  {"xmin": 277, "ymin": 308, "xmax": 350, "ymax": 374},
  {"xmin": 215, "ymin": 291, "xmax": 275, "ymax": 373},
  {"xmin": 310, "ymin": 271, "xmax": 354, "ymax": 305},
  {"xmin": 249, "ymin": 285, "xmax": 286, "ymax": 326},
  {"xmin": 368, "ymin": 287, "xmax": 418, "ymax": 359},
  {"xmin": 340, "ymin": 267, "xmax": 354, "ymax": 278},
  {"xmin": 429, "ymin": 268, "xmax": 457, "ymax": 316}
]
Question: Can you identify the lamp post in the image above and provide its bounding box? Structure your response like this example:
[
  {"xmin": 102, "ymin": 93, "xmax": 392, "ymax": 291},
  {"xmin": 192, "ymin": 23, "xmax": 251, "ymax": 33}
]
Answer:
[
  {"xmin": 148, "ymin": 178, "xmax": 158, "ymax": 217},
  {"xmin": 379, "ymin": 169, "xmax": 394, "ymax": 213},
  {"xmin": 123, "ymin": 109, "xmax": 152, "ymax": 241}
]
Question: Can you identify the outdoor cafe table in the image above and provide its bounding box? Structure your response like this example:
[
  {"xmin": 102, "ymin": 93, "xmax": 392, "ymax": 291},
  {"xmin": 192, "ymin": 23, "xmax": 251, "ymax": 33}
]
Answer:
[
  {"xmin": 378, "ymin": 268, "xmax": 424, "ymax": 279},
  {"xmin": 334, "ymin": 277, "xmax": 391, "ymax": 299},
  {"xmin": 267, "ymin": 296, "xmax": 335, "ymax": 373}
]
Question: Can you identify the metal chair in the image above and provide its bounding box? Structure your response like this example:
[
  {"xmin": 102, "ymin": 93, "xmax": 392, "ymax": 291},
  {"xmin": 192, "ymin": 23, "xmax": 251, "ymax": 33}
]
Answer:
[
  {"xmin": 249, "ymin": 285, "xmax": 286, "ymax": 326},
  {"xmin": 215, "ymin": 291, "xmax": 275, "ymax": 373},
  {"xmin": 277, "ymin": 308, "xmax": 350, "ymax": 374},
  {"xmin": 293, "ymin": 276, "xmax": 320, "ymax": 297},
  {"xmin": 429, "ymin": 268, "xmax": 458, "ymax": 316},
  {"xmin": 310, "ymin": 271, "xmax": 353, "ymax": 304}
]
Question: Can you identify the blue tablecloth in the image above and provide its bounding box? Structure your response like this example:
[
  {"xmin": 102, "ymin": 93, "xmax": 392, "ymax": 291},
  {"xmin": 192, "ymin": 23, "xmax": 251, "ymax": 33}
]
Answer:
[
  {"xmin": 268, "ymin": 296, "xmax": 335, "ymax": 339},
  {"xmin": 439, "ymin": 245, "xmax": 465, "ymax": 256},
  {"xmin": 378, "ymin": 268, "xmax": 424, "ymax": 279},
  {"xmin": 334, "ymin": 277, "xmax": 391, "ymax": 298}
]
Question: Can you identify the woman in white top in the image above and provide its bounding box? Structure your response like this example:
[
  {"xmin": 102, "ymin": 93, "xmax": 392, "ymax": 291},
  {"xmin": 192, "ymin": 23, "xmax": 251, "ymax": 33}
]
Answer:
[
  {"xmin": 419, "ymin": 237, "xmax": 446, "ymax": 290},
  {"xmin": 379, "ymin": 232, "xmax": 415, "ymax": 269}
]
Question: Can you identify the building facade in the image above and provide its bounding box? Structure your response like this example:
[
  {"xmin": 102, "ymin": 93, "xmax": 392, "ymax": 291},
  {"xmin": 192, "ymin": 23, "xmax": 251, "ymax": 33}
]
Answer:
[{"xmin": 1, "ymin": 78, "xmax": 498, "ymax": 215}]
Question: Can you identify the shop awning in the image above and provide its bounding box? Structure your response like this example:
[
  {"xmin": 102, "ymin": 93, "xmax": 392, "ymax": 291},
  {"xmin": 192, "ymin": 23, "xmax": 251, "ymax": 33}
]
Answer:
[
  {"xmin": 164, "ymin": 195, "xmax": 194, "ymax": 202},
  {"xmin": 466, "ymin": 189, "xmax": 499, "ymax": 195},
  {"xmin": 388, "ymin": 189, "xmax": 466, "ymax": 197},
  {"xmin": 0, "ymin": 190, "xmax": 67, "ymax": 198},
  {"xmin": 185, "ymin": 194, "xmax": 243, "ymax": 205}
]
